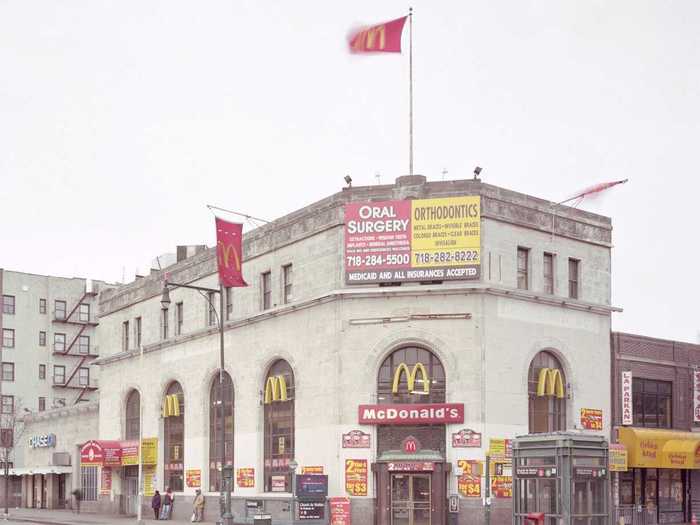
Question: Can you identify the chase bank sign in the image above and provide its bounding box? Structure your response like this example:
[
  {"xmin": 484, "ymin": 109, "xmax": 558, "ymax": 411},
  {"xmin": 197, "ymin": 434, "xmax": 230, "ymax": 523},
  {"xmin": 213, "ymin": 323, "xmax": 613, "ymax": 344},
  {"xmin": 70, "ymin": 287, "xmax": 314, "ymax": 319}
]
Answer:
[{"xmin": 29, "ymin": 434, "xmax": 56, "ymax": 449}]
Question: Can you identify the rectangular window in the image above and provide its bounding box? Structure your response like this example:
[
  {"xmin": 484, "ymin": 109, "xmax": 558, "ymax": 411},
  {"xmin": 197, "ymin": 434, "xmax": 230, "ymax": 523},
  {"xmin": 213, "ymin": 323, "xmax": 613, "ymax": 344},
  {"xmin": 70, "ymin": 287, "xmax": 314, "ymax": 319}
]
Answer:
[
  {"xmin": 2, "ymin": 329, "xmax": 15, "ymax": 349},
  {"xmin": 225, "ymin": 287, "xmax": 233, "ymax": 320},
  {"xmin": 54, "ymin": 300, "xmax": 66, "ymax": 320},
  {"xmin": 38, "ymin": 397, "xmax": 46, "ymax": 412},
  {"xmin": 54, "ymin": 333, "xmax": 66, "ymax": 352},
  {"xmin": 1, "ymin": 363, "xmax": 15, "ymax": 382},
  {"xmin": 39, "ymin": 298, "xmax": 47, "ymax": 314},
  {"xmin": 262, "ymin": 271, "xmax": 272, "ymax": 310},
  {"xmin": 1, "ymin": 396, "xmax": 14, "ymax": 415},
  {"xmin": 633, "ymin": 378, "xmax": 672, "ymax": 428},
  {"xmin": 79, "ymin": 303, "xmax": 90, "ymax": 323},
  {"xmin": 207, "ymin": 293, "xmax": 216, "ymax": 327},
  {"xmin": 176, "ymin": 302, "xmax": 184, "ymax": 335},
  {"xmin": 39, "ymin": 364, "xmax": 46, "ymax": 380},
  {"xmin": 517, "ymin": 248, "xmax": 529, "ymax": 290},
  {"xmin": 134, "ymin": 317, "xmax": 142, "ymax": 349},
  {"xmin": 282, "ymin": 264, "xmax": 293, "ymax": 304},
  {"xmin": 39, "ymin": 331, "xmax": 47, "ymax": 346},
  {"xmin": 122, "ymin": 320, "xmax": 129, "ymax": 351},
  {"xmin": 543, "ymin": 253, "xmax": 554, "ymax": 295},
  {"xmin": 53, "ymin": 365, "xmax": 66, "ymax": 385},
  {"xmin": 161, "ymin": 308, "xmax": 169, "ymax": 340},
  {"xmin": 568, "ymin": 258, "xmax": 580, "ymax": 299},
  {"xmin": 78, "ymin": 367, "xmax": 89, "ymax": 387},
  {"xmin": 80, "ymin": 466, "xmax": 99, "ymax": 501},
  {"xmin": 2, "ymin": 295, "xmax": 15, "ymax": 315},
  {"xmin": 78, "ymin": 335, "xmax": 90, "ymax": 354}
]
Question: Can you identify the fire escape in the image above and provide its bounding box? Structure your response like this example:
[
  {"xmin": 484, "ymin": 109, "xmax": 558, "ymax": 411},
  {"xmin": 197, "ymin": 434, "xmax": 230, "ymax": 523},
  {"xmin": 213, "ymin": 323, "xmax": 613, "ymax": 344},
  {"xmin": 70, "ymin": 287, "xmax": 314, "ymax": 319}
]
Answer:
[{"xmin": 52, "ymin": 288, "xmax": 99, "ymax": 404}]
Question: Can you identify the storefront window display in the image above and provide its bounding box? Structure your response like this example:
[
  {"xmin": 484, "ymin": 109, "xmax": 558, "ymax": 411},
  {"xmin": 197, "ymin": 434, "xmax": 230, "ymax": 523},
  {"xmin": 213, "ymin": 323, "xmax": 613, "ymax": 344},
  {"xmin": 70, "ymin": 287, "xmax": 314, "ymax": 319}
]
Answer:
[{"xmin": 263, "ymin": 360, "xmax": 294, "ymax": 492}]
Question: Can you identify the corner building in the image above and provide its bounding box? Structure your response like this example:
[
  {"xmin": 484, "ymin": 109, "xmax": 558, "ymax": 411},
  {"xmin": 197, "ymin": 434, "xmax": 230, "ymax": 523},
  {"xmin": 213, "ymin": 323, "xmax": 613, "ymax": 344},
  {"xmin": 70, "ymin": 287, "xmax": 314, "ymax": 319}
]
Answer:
[{"xmin": 94, "ymin": 175, "xmax": 614, "ymax": 525}]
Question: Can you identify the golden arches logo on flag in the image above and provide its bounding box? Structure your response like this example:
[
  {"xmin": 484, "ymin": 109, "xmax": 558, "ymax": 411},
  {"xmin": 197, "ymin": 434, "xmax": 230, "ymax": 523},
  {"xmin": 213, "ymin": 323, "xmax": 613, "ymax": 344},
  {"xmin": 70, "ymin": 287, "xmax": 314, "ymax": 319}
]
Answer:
[
  {"xmin": 264, "ymin": 375, "xmax": 288, "ymax": 404},
  {"xmin": 392, "ymin": 362, "xmax": 430, "ymax": 395},
  {"xmin": 215, "ymin": 218, "xmax": 248, "ymax": 288},
  {"xmin": 162, "ymin": 394, "xmax": 181, "ymax": 418},
  {"xmin": 348, "ymin": 16, "xmax": 407, "ymax": 54},
  {"xmin": 537, "ymin": 368, "xmax": 565, "ymax": 398}
]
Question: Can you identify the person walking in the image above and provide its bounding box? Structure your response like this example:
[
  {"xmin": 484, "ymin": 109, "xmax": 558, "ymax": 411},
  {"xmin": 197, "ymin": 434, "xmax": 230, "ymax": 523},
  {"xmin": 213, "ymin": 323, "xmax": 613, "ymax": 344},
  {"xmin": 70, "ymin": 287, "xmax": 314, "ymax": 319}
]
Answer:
[
  {"xmin": 71, "ymin": 488, "xmax": 82, "ymax": 514},
  {"xmin": 151, "ymin": 490, "xmax": 162, "ymax": 520},
  {"xmin": 192, "ymin": 489, "xmax": 205, "ymax": 522},
  {"xmin": 160, "ymin": 488, "xmax": 173, "ymax": 520}
]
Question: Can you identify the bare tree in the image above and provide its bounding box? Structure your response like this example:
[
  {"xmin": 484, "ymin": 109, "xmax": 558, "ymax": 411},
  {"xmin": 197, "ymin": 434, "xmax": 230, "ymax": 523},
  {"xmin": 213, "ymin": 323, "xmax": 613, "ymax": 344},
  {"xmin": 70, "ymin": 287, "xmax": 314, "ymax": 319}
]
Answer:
[{"xmin": 0, "ymin": 399, "xmax": 25, "ymax": 517}]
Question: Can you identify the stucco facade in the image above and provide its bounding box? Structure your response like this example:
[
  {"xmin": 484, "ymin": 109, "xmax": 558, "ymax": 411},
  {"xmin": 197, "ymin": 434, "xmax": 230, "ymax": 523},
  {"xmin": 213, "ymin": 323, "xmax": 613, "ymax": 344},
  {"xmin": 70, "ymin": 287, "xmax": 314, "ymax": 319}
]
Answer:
[{"xmin": 93, "ymin": 176, "xmax": 615, "ymax": 524}]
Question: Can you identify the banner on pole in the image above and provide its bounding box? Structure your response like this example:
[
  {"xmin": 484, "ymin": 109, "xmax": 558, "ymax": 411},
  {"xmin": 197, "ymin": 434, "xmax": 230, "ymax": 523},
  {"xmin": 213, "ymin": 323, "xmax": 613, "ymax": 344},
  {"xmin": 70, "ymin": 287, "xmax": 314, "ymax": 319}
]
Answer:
[
  {"xmin": 348, "ymin": 16, "xmax": 407, "ymax": 53},
  {"xmin": 215, "ymin": 218, "xmax": 247, "ymax": 287}
]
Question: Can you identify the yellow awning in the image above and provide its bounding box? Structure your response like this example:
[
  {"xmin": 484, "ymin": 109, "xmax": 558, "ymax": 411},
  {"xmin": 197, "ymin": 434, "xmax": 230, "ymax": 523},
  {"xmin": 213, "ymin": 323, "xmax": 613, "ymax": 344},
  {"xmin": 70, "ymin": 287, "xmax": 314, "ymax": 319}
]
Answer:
[{"xmin": 618, "ymin": 427, "xmax": 700, "ymax": 469}]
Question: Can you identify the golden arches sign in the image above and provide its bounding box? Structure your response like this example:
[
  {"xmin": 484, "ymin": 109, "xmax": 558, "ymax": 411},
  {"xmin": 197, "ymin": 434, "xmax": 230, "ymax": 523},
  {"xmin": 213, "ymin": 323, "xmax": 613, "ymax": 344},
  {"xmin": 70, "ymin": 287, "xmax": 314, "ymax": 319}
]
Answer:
[
  {"xmin": 218, "ymin": 241, "xmax": 242, "ymax": 272},
  {"xmin": 536, "ymin": 368, "xmax": 565, "ymax": 398},
  {"xmin": 162, "ymin": 394, "xmax": 181, "ymax": 418},
  {"xmin": 392, "ymin": 362, "xmax": 430, "ymax": 395},
  {"xmin": 264, "ymin": 375, "xmax": 288, "ymax": 404},
  {"xmin": 352, "ymin": 25, "xmax": 387, "ymax": 51}
]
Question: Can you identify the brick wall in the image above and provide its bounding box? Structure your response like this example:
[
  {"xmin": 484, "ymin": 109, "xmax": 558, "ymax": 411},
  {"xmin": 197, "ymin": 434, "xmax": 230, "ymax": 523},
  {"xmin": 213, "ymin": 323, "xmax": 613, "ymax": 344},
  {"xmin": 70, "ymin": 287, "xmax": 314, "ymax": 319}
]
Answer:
[{"xmin": 611, "ymin": 332, "xmax": 700, "ymax": 431}]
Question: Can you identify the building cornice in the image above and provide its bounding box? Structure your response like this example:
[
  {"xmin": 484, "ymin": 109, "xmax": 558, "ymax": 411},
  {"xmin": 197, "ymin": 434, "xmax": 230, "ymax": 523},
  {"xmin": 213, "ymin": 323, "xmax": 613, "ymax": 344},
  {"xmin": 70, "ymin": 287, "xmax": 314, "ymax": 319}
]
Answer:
[
  {"xmin": 95, "ymin": 284, "xmax": 620, "ymax": 367},
  {"xmin": 99, "ymin": 179, "xmax": 612, "ymax": 317}
]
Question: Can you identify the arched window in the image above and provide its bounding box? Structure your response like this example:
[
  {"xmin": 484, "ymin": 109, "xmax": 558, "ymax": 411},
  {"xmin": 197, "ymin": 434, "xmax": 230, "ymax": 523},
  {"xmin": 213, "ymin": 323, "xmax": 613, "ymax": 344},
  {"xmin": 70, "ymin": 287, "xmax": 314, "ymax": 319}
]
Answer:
[
  {"xmin": 378, "ymin": 346, "xmax": 445, "ymax": 404},
  {"xmin": 125, "ymin": 390, "xmax": 140, "ymax": 441},
  {"xmin": 263, "ymin": 360, "xmax": 294, "ymax": 492},
  {"xmin": 163, "ymin": 381, "xmax": 185, "ymax": 491},
  {"xmin": 209, "ymin": 371, "xmax": 234, "ymax": 492},
  {"xmin": 528, "ymin": 351, "xmax": 566, "ymax": 433},
  {"xmin": 376, "ymin": 346, "xmax": 446, "ymax": 454}
]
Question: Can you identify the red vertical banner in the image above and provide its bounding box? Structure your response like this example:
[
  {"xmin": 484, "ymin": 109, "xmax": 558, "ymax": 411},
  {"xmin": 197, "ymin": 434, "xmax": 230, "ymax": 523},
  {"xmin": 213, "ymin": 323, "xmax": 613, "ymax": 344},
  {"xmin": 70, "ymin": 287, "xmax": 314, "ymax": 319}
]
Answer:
[{"xmin": 215, "ymin": 218, "xmax": 247, "ymax": 287}]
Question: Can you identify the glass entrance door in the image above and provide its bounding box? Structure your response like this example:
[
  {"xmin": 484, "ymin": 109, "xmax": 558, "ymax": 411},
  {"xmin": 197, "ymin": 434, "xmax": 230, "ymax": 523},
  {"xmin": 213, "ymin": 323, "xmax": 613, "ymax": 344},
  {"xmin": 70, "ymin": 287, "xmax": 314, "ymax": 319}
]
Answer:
[{"xmin": 391, "ymin": 474, "xmax": 431, "ymax": 525}]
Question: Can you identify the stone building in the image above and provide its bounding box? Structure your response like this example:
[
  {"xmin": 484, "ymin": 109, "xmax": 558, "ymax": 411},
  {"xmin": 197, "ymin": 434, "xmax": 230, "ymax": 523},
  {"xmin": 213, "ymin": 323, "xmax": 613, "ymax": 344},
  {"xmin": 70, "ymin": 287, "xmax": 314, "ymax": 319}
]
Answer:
[
  {"xmin": 83, "ymin": 175, "xmax": 614, "ymax": 525},
  {"xmin": 611, "ymin": 332, "xmax": 700, "ymax": 524}
]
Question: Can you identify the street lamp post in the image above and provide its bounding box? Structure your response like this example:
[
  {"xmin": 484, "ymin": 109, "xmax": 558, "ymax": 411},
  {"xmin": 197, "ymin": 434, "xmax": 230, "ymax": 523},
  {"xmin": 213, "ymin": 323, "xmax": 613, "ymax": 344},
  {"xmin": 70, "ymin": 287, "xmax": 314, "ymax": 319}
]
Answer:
[
  {"xmin": 289, "ymin": 459, "xmax": 298, "ymax": 525},
  {"xmin": 161, "ymin": 280, "xmax": 233, "ymax": 525}
]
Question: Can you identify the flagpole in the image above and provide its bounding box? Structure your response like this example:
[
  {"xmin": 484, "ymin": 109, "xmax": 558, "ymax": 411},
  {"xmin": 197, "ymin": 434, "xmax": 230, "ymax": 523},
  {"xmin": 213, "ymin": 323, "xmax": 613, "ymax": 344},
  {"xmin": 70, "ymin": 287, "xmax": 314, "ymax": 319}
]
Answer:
[{"xmin": 409, "ymin": 6, "xmax": 414, "ymax": 176}]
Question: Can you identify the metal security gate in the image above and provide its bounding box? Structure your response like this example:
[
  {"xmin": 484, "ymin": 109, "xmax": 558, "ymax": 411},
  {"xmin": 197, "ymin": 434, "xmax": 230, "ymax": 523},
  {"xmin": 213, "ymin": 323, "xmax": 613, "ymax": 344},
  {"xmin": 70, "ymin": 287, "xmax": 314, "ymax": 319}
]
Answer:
[{"xmin": 125, "ymin": 477, "xmax": 138, "ymax": 516}]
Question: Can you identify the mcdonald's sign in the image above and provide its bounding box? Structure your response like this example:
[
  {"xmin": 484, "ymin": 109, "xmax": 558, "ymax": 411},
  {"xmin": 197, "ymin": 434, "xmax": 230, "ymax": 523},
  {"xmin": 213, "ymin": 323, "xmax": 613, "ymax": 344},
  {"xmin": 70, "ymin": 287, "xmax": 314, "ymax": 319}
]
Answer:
[
  {"xmin": 392, "ymin": 362, "xmax": 430, "ymax": 395},
  {"xmin": 162, "ymin": 394, "xmax": 181, "ymax": 418},
  {"xmin": 264, "ymin": 375, "xmax": 288, "ymax": 404},
  {"xmin": 536, "ymin": 368, "xmax": 565, "ymax": 398}
]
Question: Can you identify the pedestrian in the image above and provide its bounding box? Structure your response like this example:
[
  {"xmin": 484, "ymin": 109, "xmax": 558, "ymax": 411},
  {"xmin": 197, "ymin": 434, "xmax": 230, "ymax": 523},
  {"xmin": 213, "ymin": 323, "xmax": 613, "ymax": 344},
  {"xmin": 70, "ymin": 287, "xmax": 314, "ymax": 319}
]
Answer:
[
  {"xmin": 71, "ymin": 488, "xmax": 82, "ymax": 514},
  {"xmin": 151, "ymin": 490, "xmax": 162, "ymax": 520},
  {"xmin": 192, "ymin": 489, "xmax": 205, "ymax": 522},
  {"xmin": 160, "ymin": 487, "xmax": 174, "ymax": 520}
]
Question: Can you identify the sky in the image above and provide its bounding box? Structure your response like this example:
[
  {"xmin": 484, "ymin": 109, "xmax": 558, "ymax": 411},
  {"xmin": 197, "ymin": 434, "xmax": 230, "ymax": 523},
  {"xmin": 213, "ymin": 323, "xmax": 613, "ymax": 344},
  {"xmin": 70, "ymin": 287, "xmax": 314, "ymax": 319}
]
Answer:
[{"xmin": 1, "ymin": 1, "xmax": 698, "ymax": 343}]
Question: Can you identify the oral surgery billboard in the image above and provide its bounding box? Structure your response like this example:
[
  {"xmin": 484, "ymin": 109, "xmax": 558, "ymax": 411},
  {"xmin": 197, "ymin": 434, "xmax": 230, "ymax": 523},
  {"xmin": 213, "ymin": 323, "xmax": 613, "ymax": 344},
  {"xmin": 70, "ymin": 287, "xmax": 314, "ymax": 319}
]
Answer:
[{"xmin": 344, "ymin": 196, "xmax": 480, "ymax": 284}]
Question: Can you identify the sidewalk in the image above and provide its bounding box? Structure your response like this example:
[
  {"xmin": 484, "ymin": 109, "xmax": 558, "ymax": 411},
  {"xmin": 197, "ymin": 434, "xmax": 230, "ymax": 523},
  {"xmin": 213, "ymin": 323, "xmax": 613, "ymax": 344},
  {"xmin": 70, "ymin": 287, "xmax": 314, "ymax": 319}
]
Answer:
[{"xmin": 3, "ymin": 508, "xmax": 212, "ymax": 525}]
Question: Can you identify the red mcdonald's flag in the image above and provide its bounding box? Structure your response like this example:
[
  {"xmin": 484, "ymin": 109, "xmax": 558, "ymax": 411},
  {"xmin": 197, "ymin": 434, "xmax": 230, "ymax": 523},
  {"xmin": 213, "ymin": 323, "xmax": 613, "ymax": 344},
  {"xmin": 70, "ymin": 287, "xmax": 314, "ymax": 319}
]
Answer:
[
  {"xmin": 215, "ymin": 218, "xmax": 247, "ymax": 287},
  {"xmin": 348, "ymin": 16, "xmax": 407, "ymax": 53}
]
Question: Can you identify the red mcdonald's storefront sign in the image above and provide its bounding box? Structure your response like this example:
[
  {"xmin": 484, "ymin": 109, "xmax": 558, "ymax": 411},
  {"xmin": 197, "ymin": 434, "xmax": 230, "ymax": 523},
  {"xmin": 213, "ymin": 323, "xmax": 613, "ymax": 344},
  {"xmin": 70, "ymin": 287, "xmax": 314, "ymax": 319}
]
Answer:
[{"xmin": 358, "ymin": 403, "xmax": 464, "ymax": 425}]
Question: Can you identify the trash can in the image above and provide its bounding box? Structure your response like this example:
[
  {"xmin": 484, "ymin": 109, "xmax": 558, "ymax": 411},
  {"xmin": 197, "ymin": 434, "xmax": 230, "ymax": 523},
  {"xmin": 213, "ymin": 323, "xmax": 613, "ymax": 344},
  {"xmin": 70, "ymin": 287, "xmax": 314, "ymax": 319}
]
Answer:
[{"xmin": 253, "ymin": 513, "xmax": 272, "ymax": 525}]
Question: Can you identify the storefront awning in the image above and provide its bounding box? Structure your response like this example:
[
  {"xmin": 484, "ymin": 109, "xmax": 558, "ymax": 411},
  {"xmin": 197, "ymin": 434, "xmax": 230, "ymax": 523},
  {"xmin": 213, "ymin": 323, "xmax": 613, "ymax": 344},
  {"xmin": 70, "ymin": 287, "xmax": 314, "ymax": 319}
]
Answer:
[
  {"xmin": 618, "ymin": 427, "xmax": 700, "ymax": 469},
  {"xmin": 9, "ymin": 466, "xmax": 73, "ymax": 476}
]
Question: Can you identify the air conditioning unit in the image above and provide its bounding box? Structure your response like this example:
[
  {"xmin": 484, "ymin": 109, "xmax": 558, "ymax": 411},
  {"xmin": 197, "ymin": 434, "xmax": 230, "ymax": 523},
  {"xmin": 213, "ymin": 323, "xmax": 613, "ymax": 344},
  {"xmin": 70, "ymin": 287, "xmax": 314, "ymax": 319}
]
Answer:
[{"xmin": 52, "ymin": 452, "xmax": 71, "ymax": 466}]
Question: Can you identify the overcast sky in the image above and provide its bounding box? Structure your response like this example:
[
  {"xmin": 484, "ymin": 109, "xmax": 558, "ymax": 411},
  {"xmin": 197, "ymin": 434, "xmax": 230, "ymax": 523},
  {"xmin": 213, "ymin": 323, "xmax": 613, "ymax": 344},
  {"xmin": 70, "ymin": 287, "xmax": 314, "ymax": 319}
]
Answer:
[{"xmin": 1, "ymin": 1, "xmax": 698, "ymax": 342}]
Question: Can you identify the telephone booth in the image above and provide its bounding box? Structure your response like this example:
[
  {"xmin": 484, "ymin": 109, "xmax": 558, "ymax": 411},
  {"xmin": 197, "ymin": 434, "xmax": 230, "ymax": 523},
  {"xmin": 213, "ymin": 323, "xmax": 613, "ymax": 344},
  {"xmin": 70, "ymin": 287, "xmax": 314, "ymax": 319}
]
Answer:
[{"xmin": 513, "ymin": 433, "xmax": 609, "ymax": 525}]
